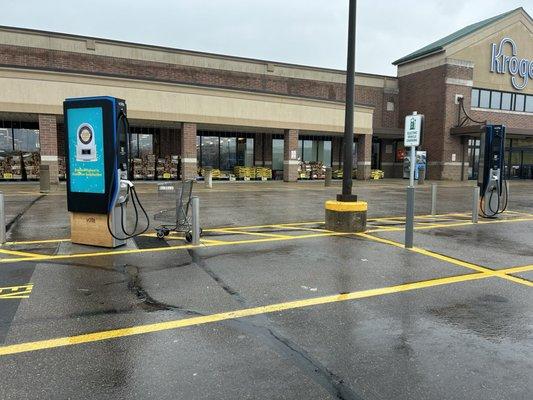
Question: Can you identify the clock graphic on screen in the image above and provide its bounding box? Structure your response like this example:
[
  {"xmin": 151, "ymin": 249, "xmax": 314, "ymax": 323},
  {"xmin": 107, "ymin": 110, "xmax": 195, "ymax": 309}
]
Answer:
[{"xmin": 76, "ymin": 123, "xmax": 97, "ymax": 162}]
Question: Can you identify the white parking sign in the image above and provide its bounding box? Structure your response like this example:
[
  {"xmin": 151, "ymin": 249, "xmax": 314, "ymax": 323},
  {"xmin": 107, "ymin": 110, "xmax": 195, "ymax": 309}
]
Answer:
[{"xmin": 404, "ymin": 114, "xmax": 423, "ymax": 147}]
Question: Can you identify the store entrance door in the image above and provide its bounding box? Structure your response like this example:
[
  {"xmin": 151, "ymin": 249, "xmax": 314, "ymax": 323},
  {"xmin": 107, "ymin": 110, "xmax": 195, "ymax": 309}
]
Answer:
[
  {"xmin": 508, "ymin": 150, "xmax": 533, "ymax": 179},
  {"xmin": 371, "ymin": 140, "xmax": 381, "ymax": 170}
]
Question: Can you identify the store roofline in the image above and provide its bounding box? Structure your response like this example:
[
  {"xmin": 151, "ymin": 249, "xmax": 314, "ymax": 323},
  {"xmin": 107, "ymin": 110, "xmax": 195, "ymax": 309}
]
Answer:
[
  {"xmin": 392, "ymin": 7, "xmax": 530, "ymax": 66},
  {"xmin": 0, "ymin": 24, "xmax": 397, "ymax": 80}
]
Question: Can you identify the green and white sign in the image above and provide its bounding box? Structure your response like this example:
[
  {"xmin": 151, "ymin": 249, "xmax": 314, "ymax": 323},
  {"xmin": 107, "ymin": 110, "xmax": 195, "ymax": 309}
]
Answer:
[{"xmin": 404, "ymin": 114, "xmax": 423, "ymax": 147}]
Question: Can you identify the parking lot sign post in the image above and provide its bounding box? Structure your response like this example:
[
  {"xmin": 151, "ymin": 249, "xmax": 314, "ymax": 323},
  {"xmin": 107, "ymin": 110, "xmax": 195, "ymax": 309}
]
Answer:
[{"xmin": 404, "ymin": 112, "xmax": 423, "ymax": 249}]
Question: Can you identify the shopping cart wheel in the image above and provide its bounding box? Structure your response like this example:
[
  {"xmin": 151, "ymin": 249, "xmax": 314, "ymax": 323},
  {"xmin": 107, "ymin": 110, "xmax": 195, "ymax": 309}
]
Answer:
[{"xmin": 185, "ymin": 231, "xmax": 193, "ymax": 243}]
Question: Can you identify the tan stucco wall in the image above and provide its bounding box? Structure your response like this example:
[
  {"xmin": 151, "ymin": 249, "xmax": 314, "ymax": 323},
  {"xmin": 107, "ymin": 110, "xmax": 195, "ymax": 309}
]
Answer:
[
  {"xmin": 0, "ymin": 68, "xmax": 373, "ymax": 134},
  {"xmin": 450, "ymin": 17, "xmax": 533, "ymax": 94},
  {"xmin": 397, "ymin": 10, "xmax": 533, "ymax": 94}
]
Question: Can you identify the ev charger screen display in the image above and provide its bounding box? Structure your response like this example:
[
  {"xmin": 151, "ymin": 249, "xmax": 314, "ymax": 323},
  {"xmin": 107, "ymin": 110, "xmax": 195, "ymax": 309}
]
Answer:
[{"xmin": 67, "ymin": 107, "xmax": 105, "ymax": 194}]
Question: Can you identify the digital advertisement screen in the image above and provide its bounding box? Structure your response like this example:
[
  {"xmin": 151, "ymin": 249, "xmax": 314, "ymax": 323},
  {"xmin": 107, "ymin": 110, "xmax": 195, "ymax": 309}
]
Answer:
[{"xmin": 67, "ymin": 107, "xmax": 105, "ymax": 194}]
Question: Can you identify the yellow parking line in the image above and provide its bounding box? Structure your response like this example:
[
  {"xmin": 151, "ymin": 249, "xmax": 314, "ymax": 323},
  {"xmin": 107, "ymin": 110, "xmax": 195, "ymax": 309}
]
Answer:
[
  {"xmin": 0, "ymin": 231, "xmax": 351, "ymax": 264},
  {"xmin": 0, "ymin": 248, "xmax": 46, "ymax": 259},
  {"xmin": 4, "ymin": 238, "xmax": 70, "ymax": 245},
  {"xmin": 357, "ymin": 233, "xmax": 533, "ymax": 287},
  {"xmin": 270, "ymin": 225, "xmax": 329, "ymax": 233},
  {"xmin": 209, "ymin": 229, "xmax": 293, "ymax": 239},
  {"xmin": 0, "ymin": 268, "xmax": 521, "ymax": 357}
]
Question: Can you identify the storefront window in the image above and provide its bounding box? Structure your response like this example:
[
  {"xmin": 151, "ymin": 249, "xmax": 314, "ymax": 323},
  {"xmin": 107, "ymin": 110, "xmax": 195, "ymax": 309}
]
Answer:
[
  {"xmin": 13, "ymin": 129, "xmax": 40, "ymax": 152},
  {"xmin": 220, "ymin": 137, "xmax": 236, "ymax": 171},
  {"xmin": 272, "ymin": 139, "xmax": 284, "ymax": 170},
  {"xmin": 236, "ymin": 138, "xmax": 253, "ymax": 166},
  {"xmin": 0, "ymin": 128, "xmax": 13, "ymax": 152},
  {"xmin": 479, "ymin": 90, "xmax": 490, "ymax": 108},
  {"xmin": 302, "ymin": 140, "xmax": 317, "ymax": 162},
  {"xmin": 467, "ymin": 139, "xmax": 480, "ymax": 180},
  {"xmin": 318, "ymin": 141, "xmax": 331, "ymax": 166},
  {"xmin": 490, "ymin": 91, "xmax": 501, "ymax": 109},
  {"xmin": 138, "ymin": 134, "xmax": 153, "ymax": 157},
  {"xmin": 515, "ymin": 94, "xmax": 525, "ymax": 111},
  {"xmin": 471, "ymin": 89, "xmax": 479, "ymax": 107},
  {"xmin": 501, "ymin": 93, "xmax": 512, "ymax": 110},
  {"xmin": 201, "ymin": 136, "xmax": 219, "ymax": 168},
  {"xmin": 130, "ymin": 134, "xmax": 139, "ymax": 157},
  {"xmin": 526, "ymin": 96, "xmax": 533, "ymax": 113}
]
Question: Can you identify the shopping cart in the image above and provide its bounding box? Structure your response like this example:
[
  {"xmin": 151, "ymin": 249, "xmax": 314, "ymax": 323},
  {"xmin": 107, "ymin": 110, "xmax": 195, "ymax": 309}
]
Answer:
[{"xmin": 153, "ymin": 180, "xmax": 201, "ymax": 242}]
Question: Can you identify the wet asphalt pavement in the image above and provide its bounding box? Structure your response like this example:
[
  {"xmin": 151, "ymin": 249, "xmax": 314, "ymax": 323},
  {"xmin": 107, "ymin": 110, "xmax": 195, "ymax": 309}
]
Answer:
[{"xmin": 0, "ymin": 179, "xmax": 532, "ymax": 400}]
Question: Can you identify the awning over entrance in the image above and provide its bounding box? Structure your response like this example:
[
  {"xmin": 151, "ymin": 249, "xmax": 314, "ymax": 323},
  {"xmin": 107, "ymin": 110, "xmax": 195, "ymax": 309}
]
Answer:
[{"xmin": 451, "ymin": 125, "xmax": 533, "ymax": 138}]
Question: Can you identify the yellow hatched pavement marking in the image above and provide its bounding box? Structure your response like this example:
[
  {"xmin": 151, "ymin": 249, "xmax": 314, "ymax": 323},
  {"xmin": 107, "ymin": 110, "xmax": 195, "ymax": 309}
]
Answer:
[
  {"xmin": 0, "ymin": 263, "xmax": 531, "ymax": 357},
  {"xmin": 0, "ymin": 284, "xmax": 33, "ymax": 299},
  {"xmin": 357, "ymin": 233, "xmax": 533, "ymax": 287}
]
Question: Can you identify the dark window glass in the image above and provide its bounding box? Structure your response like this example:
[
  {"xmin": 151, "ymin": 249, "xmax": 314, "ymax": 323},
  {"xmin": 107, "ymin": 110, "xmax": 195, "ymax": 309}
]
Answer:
[
  {"xmin": 526, "ymin": 96, "xmax": 533, "ymax": 113},
  {"xmin": 130, "ymin": 133, "xmax": 139, "ymax": 157},
  {"xmin": 501, "ymin": 93, "xmax": 512, "ymax": 111},
  {"xmin": 13, "ymin": 129, "xmax": 40, "ymax": 152},
  {"xmin": 272, "ymin": 139, "xmax": 283, "ymax": 170},
  {"xmin": 201, "ymin": 136, "xmax": 219, "ymax": 168},
  {"xmin": 490, "ymin": 91, "xmax": 501, "ymax": 109},
  {"xmin": 471, "ymin": 89, "xmax": 479, "ymax": 107},
  {"xmin": 138, "ymin": 134, "xmax": 153, "ymax": 157},
  {"xmin": 479, "ymin": 90, "xmax": 490, "ymax": 108},
  {"xmin": 515, "ymin": 94, "xmax": 525, "ymax": 112},
  {"xmin": 219, "ymin": 137, "xmax": 236, "ymax": 170},
  {"xmin": 0, "ymin": 128, "xmax": 13, "ymax": 152}
]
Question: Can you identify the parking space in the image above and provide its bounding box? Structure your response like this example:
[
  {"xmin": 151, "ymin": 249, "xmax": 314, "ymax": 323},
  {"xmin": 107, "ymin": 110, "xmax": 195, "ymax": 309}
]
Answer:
[{"xmin": 0, "ymin": 180, "xmax": 531, "ymax": 399}]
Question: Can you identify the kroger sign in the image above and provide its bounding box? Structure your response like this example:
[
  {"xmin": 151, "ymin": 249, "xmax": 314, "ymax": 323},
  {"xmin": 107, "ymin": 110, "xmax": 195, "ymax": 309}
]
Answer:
[{"xmin": 490, "ymin": 37, "xmax": 533, "ymax": 90}]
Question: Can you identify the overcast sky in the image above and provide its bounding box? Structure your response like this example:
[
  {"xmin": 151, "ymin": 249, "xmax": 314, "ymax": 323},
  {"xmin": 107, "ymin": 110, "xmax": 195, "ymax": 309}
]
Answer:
[{"xmin": 1, "ymin": 1, "xmax": 530, "ymax": 76}]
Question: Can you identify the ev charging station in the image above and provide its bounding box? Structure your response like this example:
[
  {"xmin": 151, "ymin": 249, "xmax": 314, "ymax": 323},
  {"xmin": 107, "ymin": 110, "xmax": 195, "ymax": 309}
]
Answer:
[
  {"xmin": 477, "ymin": 125, "xmax": 508, "ymax": 218},
  {"xmin": 64, "ymin": 96, "xmax": 149, "ymax": 248}
]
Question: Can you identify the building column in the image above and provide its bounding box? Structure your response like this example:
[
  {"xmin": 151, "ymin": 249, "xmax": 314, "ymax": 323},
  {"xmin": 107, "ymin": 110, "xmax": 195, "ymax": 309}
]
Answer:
[
  {"xmin": 263, "ymin": 133, "xmax": 272, "ymax": 168},
  {"xmin": 283, "ymin": 129, "xmax": 299, "ymax": 182},
  {"xmin": 38, "ymin": 114, "xmax": 59, "ymax": 185},
  {"xmin": 356, "ymin": 134, "xmax": 372, "ymax": 180},
  {"xmin": 331, "ymin": 136, "xmax": 342, "ymax": 170},
  {"xmin": 180, "ymin": 122, "xmax": 197, "ymax": 180},
  {"xmin": 254, "ymin": 133, "xmax": 264, "ymax": 166}
]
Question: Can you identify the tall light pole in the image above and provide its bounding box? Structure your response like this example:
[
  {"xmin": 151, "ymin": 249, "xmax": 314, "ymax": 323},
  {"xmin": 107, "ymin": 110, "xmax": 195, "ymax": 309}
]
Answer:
[{"xmin": 338, "ymin": 0, "xmax": 358, "ymax": 202}]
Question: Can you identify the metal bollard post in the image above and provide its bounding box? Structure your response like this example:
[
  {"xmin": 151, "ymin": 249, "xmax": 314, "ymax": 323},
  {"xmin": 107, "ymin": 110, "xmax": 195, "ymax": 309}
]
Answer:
[
  {"xmin": 204, "ymin": 167, "xmax": 213, "ymax": 189},
  {"xmin": 430, "ymin": 183, "xmax": 437, "ymax": 216},
  {"xmin": 325, "ymin": 167, "xmax": 332, "ymax": 187},
  {"xmin": 405, "ymin": 186, "xmax": 415, "ymax": 249},
  {"xmin": 40, "ymin": 164, "xmax": 50, "ymax": 193},
  {"xmin": 472, "ymin": 186, "xmax": 479, "ymax": 224},
  {"xmin": 191, "ymin": 196, "xmax": 200, "ymax": 245},
  {"xmin": 0, "ymin": 192, "xmax": 5, "ymax": 244}
]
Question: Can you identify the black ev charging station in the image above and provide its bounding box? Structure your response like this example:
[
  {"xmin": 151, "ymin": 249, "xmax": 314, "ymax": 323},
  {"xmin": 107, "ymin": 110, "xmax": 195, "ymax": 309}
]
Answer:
[
  {"xmin": 64, "ymin": 96, "xmax": 148, "ymax": 247},
  {"xmin": 478, "ymin": 124, "xmax": 508, "ymax": 218}
]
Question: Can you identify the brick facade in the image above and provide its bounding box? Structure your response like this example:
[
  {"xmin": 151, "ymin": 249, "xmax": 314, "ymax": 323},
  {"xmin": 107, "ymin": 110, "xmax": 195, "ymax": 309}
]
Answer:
[
  {"xmin": 0, "ymin": 43, "xmax": 395, "ymax": 133},
  {"xmin": 283, "ymin": 129, "xmax": 299, "ymax": 182},
  {"xmin": 38, "ymin": 114, "xmax": 59, "ymax": 185},
  {"xmin": 399, "ymin": 61, "xmax": 533, "ymax": 180},
  {"xmin": 180, "ymin": 123, "xmax": 197, "ymax": 180}
]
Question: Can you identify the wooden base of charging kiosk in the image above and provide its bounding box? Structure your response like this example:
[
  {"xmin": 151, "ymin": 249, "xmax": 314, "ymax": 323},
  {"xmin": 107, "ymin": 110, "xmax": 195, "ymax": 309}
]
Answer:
[{"xmin": 71, "ymin": 212, "xmax": 122, "ymax": 248}]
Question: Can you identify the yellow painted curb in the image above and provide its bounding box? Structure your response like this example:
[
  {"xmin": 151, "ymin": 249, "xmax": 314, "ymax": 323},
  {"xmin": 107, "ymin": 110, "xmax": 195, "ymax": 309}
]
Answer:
[{"xmin": 325, "ymin": 200, "xmax": 368, "ymax": 212}]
